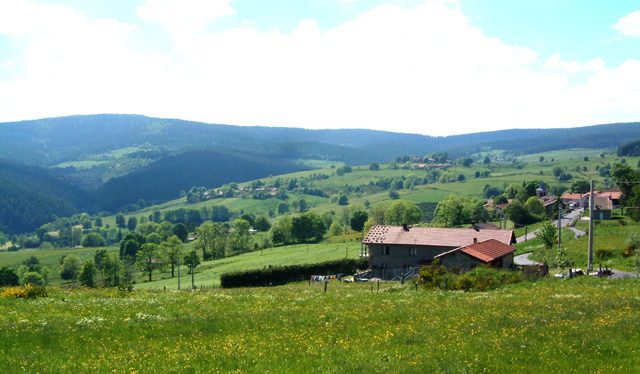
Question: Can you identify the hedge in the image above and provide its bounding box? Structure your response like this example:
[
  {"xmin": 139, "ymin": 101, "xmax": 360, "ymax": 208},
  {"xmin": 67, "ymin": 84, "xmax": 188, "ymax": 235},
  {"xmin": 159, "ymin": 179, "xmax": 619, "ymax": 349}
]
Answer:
[{"xmin": 220, "ymin": 258, "xmax": 368, "ymax": 288}]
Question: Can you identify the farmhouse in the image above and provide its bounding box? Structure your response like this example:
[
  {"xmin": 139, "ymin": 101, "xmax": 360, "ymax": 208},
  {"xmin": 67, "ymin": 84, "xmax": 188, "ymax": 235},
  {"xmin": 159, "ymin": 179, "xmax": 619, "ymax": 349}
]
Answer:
[{"xmin": 362, "ymin": 225, "xmax": 516, "ymax": 278}]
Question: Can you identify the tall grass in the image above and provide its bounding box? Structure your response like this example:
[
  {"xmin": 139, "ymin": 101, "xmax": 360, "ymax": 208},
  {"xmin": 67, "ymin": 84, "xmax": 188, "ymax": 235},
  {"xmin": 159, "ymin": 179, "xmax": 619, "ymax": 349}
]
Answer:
[{"xmin": 1, "ymin": 278, "xmax": 639, "ymax": 372}]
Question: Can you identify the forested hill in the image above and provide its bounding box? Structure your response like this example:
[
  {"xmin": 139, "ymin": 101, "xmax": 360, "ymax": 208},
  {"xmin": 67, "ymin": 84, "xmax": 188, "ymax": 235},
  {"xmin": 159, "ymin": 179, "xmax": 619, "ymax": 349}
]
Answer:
[
  {"xmin": 0, "ymin": 160, "xmax": 88, "ymax": 234},
  {"xmin": 618, "ymin": 139, "xmax": 640, "ymax": 157},
  {"xmin": 95, "ymin": 150, "xmax": 305, "ymax": 212},
  {"xmin": 0, "ymin": 151, "xmax": 304, "ymax": 233},
  {"xmin": 1, "ymin": 114, "xmax": 639, "ymax": 166}
]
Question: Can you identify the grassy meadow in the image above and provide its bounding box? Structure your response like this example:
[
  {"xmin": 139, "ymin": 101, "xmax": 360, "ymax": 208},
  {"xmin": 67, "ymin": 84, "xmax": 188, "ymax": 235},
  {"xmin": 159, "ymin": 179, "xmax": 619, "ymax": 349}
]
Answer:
[
  {"xmin": 135, "ymin": 241, "xmax": 362, "ymax": 289},
  {"xmin": 0, "ymin": 240, "xmax": 363, "ymax": 289},
  {"xmin": 1, "ymin": 278, "xmax": 639, "ymax": 372}
]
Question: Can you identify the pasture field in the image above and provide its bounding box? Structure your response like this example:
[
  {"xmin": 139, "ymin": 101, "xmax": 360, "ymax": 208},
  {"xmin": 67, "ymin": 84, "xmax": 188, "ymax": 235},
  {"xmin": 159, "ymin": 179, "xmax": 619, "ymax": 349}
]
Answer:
[
  {"xmin": 529, "ymin": 218, "xmax": 640, "ymax": 272},
  {"xmin": 99, "ymin": 148, "xmax": 636, "ymax": 229},
  {"xmin": 0, "ymin": 241, "xmax": 362, "ymax": 289},
  {"xmin": 135, "ymin": 241, "xmax": 362, "ymax": 289},
  {"xmin": 1, "ymin": 278, "xmax": 639, "ymax": 372}
]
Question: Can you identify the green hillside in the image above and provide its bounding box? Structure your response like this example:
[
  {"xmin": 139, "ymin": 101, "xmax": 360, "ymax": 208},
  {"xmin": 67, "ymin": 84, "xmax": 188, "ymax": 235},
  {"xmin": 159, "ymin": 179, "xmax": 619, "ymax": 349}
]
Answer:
[
  {"xmin": 135, "ymin": 241, "xmax": 362, "ymax": 289},
  {"xmin": 106, "ymin": 148, "xmax": 637, "ymax": 228}
]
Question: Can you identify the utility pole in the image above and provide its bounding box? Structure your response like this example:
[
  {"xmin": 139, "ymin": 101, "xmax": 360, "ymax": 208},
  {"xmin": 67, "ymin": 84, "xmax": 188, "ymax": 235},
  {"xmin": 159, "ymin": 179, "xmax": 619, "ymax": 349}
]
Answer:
[
  {"xmin": 557, "ymin": 205, "xmax": 562, "ymax": 250},
  {"xmin": 588, "ymin": 180, "xmax": 595, "ymax": 273}
]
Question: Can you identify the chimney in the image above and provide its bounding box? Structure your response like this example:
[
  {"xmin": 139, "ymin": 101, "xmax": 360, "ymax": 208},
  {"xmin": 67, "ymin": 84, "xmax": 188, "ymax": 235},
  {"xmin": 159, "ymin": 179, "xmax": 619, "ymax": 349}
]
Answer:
[
  {"xmin": 473, "ymin": 237, "xmax": 477, "ymax": 244},
  {"xmin": 402, "ymin": 224, "xmax": 409, "ymax": 231}
]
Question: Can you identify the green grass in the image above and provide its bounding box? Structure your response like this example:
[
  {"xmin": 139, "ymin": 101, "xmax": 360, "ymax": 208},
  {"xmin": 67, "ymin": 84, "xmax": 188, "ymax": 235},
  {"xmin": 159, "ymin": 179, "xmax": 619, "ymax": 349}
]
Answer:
[
  {"xmin": 524, "ymin": 218, "xmax": 640, "ymax": 271},
  {"xmin": 0, "ymin": 246, "xmax": 120, "ymax": 285},
  {"xmin": 99, "ymin": 148, "xmax": 631, "ymax": 229},
  {"xmin": 1, "ymin": 278, "xmax": 639, "ymax": 372},
  {"xmin": 135, "ymin": 241, "xmax": 363, "ymax": 289}
]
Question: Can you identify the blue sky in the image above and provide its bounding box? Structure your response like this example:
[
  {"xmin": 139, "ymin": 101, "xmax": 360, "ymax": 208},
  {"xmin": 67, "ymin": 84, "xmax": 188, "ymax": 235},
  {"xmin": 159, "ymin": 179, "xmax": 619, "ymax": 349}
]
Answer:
[{"xmin": 0, "ymin": 0, "xmax": 639, "ymax": 135}]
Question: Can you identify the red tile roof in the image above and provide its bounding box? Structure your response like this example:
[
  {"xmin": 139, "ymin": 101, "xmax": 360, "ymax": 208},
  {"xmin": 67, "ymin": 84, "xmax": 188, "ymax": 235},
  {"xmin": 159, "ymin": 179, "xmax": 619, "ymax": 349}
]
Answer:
[
  {"xmin": 598, "ymin": 191, "xmax": 622, "ymax": 200},
  {"xmin": 459, "ymin": 239, "xmax": 515, "ymax": 262},
  {"xmin": 561, "ymin": 192, "xmax": 585, "ymax": 200},
  {"xmin": 362, "ymin": 225, "xmax": 515, "ymax": 247}
]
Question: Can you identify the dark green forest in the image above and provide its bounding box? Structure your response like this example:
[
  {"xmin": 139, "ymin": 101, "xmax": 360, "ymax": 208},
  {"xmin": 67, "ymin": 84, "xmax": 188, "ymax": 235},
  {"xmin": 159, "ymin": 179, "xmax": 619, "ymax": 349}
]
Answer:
[
  {"xmin": 617, "ymin": 139, "xmax": 640, "ymax": 157},
  {"xmin": 0, "ymin": 151, "xmax": 303, "ymax": 233},
  {"xmin": 2, "ymin": 115, "xmax": 639, "ymax": 167},
  {"xmin": 0, "ymin": 161, "xmax": 87, "ymax": 233},
  {"xmin": 96, "ymin": 150, "xmax": 305, "ymax": 212}
]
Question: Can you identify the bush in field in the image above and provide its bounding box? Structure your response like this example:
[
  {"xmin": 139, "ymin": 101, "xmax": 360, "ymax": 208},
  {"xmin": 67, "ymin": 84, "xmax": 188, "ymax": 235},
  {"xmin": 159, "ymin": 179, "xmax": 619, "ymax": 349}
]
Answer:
[
  {"xmin": 60, "ymin": 254, "xmax": 82, "ymax": 282},
  {"xmin": 420, "ymin": 263, "xmax": 524, "ymax": 292},
  {"xmin": 1, "ymin": 284, "xmax": 47, "ymax": 299},
  {"xmin": 78, "ymin": 260, "xmax": 97, "ymax": 288},
  {"xmin": 538, "ymin": 221, "xmax": 557, "ymax": 249},
  {"xmin": 452, "ymin": 267, "xmax": 524, "ymax": 292},
  {"xmin": 624, "ymin": 233, "xmax": 640, "ymax": 257},
  {"xmin": 418, "ymin": 260, "xmax": 448, "ymax": 289},
  {"xmin": 21, "ymin": 271, "xmax": 45, "ymax": 286},
  {"xmin": 595, "ymin": 248, "xmax": 615, "ymax": 261},
  {"xmin": 82, "ymin": 233, "xmax": 107, "ymax": 247},
  {"xmin": 0, "ymin": 267, "xmax": 19, "ymax": 286}
]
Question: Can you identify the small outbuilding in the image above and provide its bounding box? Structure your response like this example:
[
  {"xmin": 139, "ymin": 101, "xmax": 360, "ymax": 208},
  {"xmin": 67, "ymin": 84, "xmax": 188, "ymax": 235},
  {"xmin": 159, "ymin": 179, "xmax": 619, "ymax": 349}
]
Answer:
[{"xmin": 434, "ymin": 239, "xmax": 515, "ymax": 271}]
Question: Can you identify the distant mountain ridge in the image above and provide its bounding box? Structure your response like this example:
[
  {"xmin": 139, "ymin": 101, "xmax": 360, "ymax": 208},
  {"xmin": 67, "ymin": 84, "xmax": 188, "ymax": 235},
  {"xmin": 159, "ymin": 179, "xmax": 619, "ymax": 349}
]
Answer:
[{"xmin": 2, "ymin": 114, "xmax": 639, "ymax": 166}]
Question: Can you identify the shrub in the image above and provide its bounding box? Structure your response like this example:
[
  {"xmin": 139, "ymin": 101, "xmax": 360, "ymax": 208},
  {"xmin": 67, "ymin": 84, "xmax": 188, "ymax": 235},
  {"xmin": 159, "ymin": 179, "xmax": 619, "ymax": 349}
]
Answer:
[
  {"xmin": 418, "ymin": 260, "xmax": 448, "ymax": 289},
  {"xmin": 1, "ymin": 284, "xmax": 47, "ymax": 299},
  {"xmin": 453, "ymin": 267, "xmax": 524, "ymax": 292},
  {"xmin": 624, "ymin": 234, "xmax": 640, "ymax": 257},
  {"xmin": 0, "ymin": 267, "xmax": 19, "ymax": 286},
  {"xmin": 595, "ymin": 248, "xmax": 614, "ymax": 261},
  {"xmin": 21, "ymin": 271, "xmax": 45, "ymax": 286},
  {"xmin": 220, "ymin": 258, "xmax": 368, "ymax": 288}
]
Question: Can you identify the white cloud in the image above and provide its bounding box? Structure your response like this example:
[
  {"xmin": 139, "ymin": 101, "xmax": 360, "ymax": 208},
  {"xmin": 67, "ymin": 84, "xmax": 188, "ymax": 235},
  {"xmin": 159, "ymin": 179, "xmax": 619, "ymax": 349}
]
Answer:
[
  {"xmin": 137, "ymin": 0, "xmax": 235, "ymax": 40},
  {"xmin": 0, "ymin": 0, "xmax": 639, "ymax": 136},
  {"xmin": 543, "ymin": 54, "xmax": 605, "ymax": 74},
  {"xmin": 613, "ymin": 10, "xmax": 640, "ymax": 36}
]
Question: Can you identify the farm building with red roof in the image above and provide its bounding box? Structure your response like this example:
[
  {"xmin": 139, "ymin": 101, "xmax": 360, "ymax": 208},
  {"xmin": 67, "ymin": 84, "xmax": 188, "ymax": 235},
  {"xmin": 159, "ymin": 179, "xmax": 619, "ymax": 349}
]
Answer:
[{"xmin": 362, "ymin": 225, "xmax": 515, "ymax": 278}]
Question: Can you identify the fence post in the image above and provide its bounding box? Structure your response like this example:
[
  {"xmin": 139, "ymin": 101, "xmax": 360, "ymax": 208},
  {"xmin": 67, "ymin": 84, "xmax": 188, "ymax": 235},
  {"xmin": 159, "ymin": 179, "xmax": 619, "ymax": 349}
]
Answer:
[{"xmin": 324, "ymin": 280, "xmax": 328, "ymax": 293}]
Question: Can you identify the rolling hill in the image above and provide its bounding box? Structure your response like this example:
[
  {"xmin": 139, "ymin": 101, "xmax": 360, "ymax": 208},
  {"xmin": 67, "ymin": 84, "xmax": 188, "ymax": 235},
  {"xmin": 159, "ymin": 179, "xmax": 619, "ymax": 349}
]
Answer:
[
  {"xmin": 0, "ymin": 160, "xmax": 88, "ymax": 234},
  {"xmin": 1, "ymin": 114, "xmax": 639, "ymax": 168},
  {"xmin": 1, "ymin": 114, "xmax": 639, "ymax": 234}
]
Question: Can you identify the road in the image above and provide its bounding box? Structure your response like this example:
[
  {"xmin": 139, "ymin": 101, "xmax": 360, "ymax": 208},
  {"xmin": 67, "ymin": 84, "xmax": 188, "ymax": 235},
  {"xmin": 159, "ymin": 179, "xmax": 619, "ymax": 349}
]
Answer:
[
  {"xmin": 514, "ymin": 253, "xmax": 539, "ymax": 266},
  {"xmin": 516, "ymin": 208, "xmax": 583, "ymax": 243}
]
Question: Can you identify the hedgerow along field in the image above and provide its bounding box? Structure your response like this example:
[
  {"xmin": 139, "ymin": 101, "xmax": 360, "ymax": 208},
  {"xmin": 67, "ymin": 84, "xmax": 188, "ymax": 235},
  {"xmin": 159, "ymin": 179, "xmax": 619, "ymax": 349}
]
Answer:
[{"xmin": 1, "ymin": 277, "xmax": 639, "ymax": 372}]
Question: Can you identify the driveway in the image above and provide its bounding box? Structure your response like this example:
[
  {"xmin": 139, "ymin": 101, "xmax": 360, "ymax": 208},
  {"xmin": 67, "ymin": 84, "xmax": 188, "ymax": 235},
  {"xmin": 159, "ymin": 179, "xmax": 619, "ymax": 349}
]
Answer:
[
  {"xmin": 514, "ymin": 253, "xmax": 540, "ymax": 266},
  {"xmin": 516, "ymin": 208, "xmax": 583, "ymax": 243}
]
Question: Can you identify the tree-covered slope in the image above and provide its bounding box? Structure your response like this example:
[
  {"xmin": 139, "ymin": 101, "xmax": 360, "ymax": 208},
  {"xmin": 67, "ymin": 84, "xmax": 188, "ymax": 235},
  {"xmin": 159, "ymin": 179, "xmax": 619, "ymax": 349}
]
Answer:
[
  {"xmin": 2, "ymin": 114, "xmax": 638, "ymax": 168},
  {"xmin": 617, "ymin": 139, "xmax": 640, "ymax": 157},
  {"xmin": 95, "ymin": 150, "xmax": 305, "ymax": 212},
  {"xmin": 0, "ymin": 161, "xmax": 87, "ymax": 234}
]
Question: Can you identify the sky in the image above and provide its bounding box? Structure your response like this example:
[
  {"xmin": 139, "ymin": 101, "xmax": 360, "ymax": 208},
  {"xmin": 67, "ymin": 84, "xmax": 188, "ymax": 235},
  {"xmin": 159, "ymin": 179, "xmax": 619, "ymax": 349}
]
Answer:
[{"xmin": 0, "ymin": 0, "xmax": 639, "ymax": 136}]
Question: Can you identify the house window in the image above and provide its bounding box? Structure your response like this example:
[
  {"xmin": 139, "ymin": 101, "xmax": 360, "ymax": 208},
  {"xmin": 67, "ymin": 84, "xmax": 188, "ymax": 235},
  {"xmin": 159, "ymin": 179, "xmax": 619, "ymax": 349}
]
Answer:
[
  {"xmin": 409, "ymin": 248, "xmax": 417, "ymax": 256},
  {"xmin": 383, "ymin": 246, "xmax": 390, "ymax": 256}
]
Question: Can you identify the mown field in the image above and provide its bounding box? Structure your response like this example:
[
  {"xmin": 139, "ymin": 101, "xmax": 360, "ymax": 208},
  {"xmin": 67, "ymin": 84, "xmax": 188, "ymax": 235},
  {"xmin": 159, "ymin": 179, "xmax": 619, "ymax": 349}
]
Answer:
[
  {"xmin": 135, "ymin": 241, "xmax": 362, "ymax": 289},
  {"xmin": 1, "ymin": 278, "xmax": 639, "ymax": 372}
]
